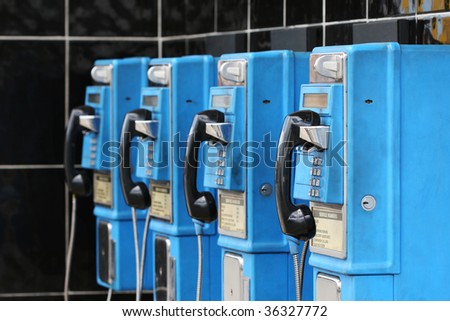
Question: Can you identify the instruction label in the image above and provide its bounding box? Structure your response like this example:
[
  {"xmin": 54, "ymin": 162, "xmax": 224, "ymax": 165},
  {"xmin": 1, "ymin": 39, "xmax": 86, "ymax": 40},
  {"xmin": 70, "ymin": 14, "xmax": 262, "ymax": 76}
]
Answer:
[
  {"xmin": 311, "ymin": 206, "xmax": 344, "ymax": 254},
  {"xmin": 150, "ymin": 181, "xmax": 172, "ymax": 221},
  {"xmin": 94, "ymin": 172, "xmax": 112, "ymax": 207},
  {"xmin": 219, "ymin": 190, "xmax": 246, "ymax": 239}
]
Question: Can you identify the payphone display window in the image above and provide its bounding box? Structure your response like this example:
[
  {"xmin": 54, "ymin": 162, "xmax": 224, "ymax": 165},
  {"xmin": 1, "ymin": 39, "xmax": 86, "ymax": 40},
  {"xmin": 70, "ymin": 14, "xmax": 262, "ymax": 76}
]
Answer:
[
  {"xmin": 303, "ymin": 93, "xmax": 328, "ymax": 109},
  {"xmin": 212, "ymin": 95, "xmax": 232, "ymax": 109},
  {"xmin": 142, "ymin": 95, "xmax": 159, "ymax": 108},
  {"xmin": 88, "ymin": 93, "xmax": 101, "ymax": 104}
]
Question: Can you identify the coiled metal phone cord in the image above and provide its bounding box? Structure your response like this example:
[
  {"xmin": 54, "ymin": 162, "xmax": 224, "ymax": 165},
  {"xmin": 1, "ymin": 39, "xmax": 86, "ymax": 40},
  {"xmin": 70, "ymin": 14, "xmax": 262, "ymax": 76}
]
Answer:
[
  {"xmin": 64, "ymin": 195, "xmax": 77, "ymax": 301},
  {"xmin": 292, "ymin": 253, "xmax": 301, "ymax": 301},
  {"xmin": 196, "ymin": 234, "xmax": 203, "ymax": 301}
]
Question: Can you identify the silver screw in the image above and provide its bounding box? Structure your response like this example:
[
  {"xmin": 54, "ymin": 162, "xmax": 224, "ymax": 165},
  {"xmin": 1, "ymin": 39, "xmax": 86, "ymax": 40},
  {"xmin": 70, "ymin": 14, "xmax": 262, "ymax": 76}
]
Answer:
[
  {"xmin": 260, "ymin": 183, "xmax": 272, "ymax": 196},
  {"xmin": 361, "ymin": 195, "xmax": 376, "ymax": 211}
]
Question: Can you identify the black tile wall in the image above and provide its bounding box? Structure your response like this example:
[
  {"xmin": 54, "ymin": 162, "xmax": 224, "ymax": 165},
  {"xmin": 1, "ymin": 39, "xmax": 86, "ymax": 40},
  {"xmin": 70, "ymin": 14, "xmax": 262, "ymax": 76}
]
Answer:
[
  {"xmin": 162, "ymin": 0, "xmax": 214, "ymax": 36},
  {"xmin": 250, "ymin": 31, "xmax": 272, "ymax": 51},
  {"xmin": 286, "ymin": 0, "xmax": 323, "ymax": 25},
  {"xmin": 353, "ymin": 20, "xmax": 417, "ymax": 44},
  {"xmin": 251, "ymin": 0, "xmax": 284, "ymax": 29},
  {"xmin": 162, "ymin": 40, "xmax": 187, "ymax": 57},
  {"xmin": 207, "ymin": 34, "xmax": 248, "ymax": 55},
  {"xmin": 327, "ymin": 0, "xmax": 366, "ymax": 21},
  {"xmin": 217, "ymin": 0, "xmax": 248, "ymax": 31},
  {"xmin": 1, "ymin": 0, "xmax": 450, "ymax": 302},
  {"xmin": 69, "ymin": 41, "xmax": 158, "ymax": 109},
  {"xmin": 162, "ymin": 0, "xmax": 185, "ymax": 36},
  {"xmin": 368, "ymin": 0, "xmax": 416, "ymax": 18},
  {"xmin": 0, "ymin": 0, "xmax": 64, "ymax": 36},
  {"xmin": 271, "ymin": 27, "xmax": 323, "ymax": 52},
  {"xmin": 326, "ymin": 23, "xmax": 354, "ymax": 45},
  {"xmin": 69, "ymin": 0, "xmax": 158, "ymax": 37},
  {"xmin": 186, "ymin": 0, "xmax": 215, "ymax": 34},
  {"xmin": 0, "ymin": 169, "xmax": 65, "ymax": 293},
  {"xmin": 0, "ymin": 41, "xmax": 65, "ymax": 165},
  {"xmin": 68, "ymin": 195, "xmax": 100, "ymax": 292}
]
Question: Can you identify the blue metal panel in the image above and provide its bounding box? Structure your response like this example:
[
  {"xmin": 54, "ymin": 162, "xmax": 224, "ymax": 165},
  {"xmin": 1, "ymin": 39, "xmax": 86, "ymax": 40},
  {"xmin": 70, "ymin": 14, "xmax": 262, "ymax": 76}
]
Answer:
[
  {"xmin": 204, "ymin": 51, "xmax": 312, "ymax": 300},
  {"xmin": 296, "ymin": 43, "xmax": 450, "ymax": 300},
  {"xmin": 96, "ymin": 217, "xmax": 153, "ymax": 291},
  {"xmin": 135, "ymin": 56, "xmax": 220, "ymax": 300},
  {"xmin": 80, "ymin": 57, "xmax": 153, "ymax": 290}
]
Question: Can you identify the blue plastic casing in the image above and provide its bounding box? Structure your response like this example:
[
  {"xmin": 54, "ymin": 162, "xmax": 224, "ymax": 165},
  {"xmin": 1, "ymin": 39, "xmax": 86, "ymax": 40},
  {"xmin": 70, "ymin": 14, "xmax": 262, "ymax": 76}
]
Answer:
[
  {"xmin": 80, "ymin": 57, "xmax": 154, "ymax": 291},
  {"xmin": 203, "ymin": 51, "xmax": 312, "ymax": 300},
  {"xmin": 135, "ymin": 56, "xmax": 221, "ymax": 300},
  {"xmin": 297, "ymin": 43, "xmax": 450, "ymax": 300}
]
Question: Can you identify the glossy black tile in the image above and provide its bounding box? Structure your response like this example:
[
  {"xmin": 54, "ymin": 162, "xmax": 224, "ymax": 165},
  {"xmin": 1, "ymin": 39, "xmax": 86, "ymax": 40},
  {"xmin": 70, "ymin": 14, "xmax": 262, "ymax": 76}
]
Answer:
[
  {"xmin": 69, "ymin": 291, "xmax": 153, "ymax": 301},
  {"xmin": 187, "ymin": 38, "xmax": 207, "ymax": 55},
  {"xmin": 307, "ymin": 26, "xmax": 324, "ymax": 50},
  {"xmin": 0, "ymin": 0, "xmax": 64, "ymax": 36},
  {"xmin": 368, "ymin": 0, "xmax": 415, "ymax": 18},
  {"xmin": 250, "ymin": 31, "xmax": 271, "ymax": 52},
  {"xmin": 251, "ymin": 0, "xmax": 283, "ymax": 29},
  {"xmin": 353, "ymin": 20, "xmax": 417, "ymax": 44},
  {"xmin": 69, "ymin": 42, "xmax": 157, "ymax": 111},
  {"xmin": 69, "ymin": 0, "xmax": 157, "ymax": 37},
  {"xmin": 162, "ymin": 40, "xmax": 187, "ymax": 57},
  {"xmin": 326, "ymin": 24, "xmax": 353, "ymax": 45},
  {"xmin": 205, "ymin": 34, "xmax": 248, "ymax": 56},
  {"xmin": 0, "ymin": 291, "xmax": 153, "ymax": 301},
  {"xmin": 271, "ymin": 27, "xmax": 323, "ymax": 51},
  {"xmin": 0, "ymin": 41, "xmax": 65, "ymax": 165},
  {"xmin": 217, "ymin": 0, "xmax": 248, "ymax": 31},
  {"xmin": 188, "ymin": 34, "xmax": 248, "ymax": 56},
  {"xmin": 0, "ymin": 169, "xmax": 65, "ymax": 293},
  {"xmin": 418, "ymin": 0, "xmax": 449, "ymax": 13},
  {"xmin": 326, "ymin": 0, "xmax": 366, "ymax": 22},
  {"xmin": 68, "ymin": 195, "xmax": 101, "ymax": 292},
  {"xmin": 286, "ymin": 0, "xmax": 322, "ymax": 25},
  {"xmin": 419, "ymin": 16, "xmax": 450, "ymax": 44},
  {"xmin": 186, "ymin": 0, "xmax": 215, "ymax": 34},
  {"xmin": 162, "ymin": 0, "xmax": 186, "ymax": 36}
]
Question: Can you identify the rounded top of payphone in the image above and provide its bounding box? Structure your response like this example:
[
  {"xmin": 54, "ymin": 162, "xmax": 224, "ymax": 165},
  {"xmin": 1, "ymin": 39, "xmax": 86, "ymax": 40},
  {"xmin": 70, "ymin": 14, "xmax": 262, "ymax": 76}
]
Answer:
[
  {"xmin": 148, "ymin": 65, "xmax": 170, "ymax": 85},
  {"xmin": 91, "ymin": 65, "xmax": 112, "ymax": 84}
]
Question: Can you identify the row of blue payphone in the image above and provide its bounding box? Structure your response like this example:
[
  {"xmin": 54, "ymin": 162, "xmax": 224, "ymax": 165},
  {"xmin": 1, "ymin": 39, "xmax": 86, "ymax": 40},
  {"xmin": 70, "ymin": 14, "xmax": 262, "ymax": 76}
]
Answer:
[{"xmin": 64, "ymin": 43, "xmax": 450, "ymax": 301}]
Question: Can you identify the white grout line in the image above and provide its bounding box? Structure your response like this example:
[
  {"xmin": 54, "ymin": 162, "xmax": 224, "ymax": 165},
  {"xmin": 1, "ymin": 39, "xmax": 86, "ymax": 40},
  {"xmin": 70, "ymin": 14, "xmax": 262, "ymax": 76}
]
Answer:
[
  {"xmin": 0, "ymin": 290, "xmax": 153, "ymax": 298},
  {"xmin": 158, "ymin": 0, "xmax": 163, "ymax": 57},
  {"xmin": 366, "ymin": 0, "xmax": 369, "ymax": 22},
  {"xmin": 0, "ymin": 13, "xmax": 448, "ymax": 45},
  {"xmin": 0, "ymin": 165, "xmax": 64, "ymax": 169},
  {"xmin": 64, "ymin": 0, "xmax": 70, "ymax": 261},
  {"xmin": 247, "ymin": 0, "xmax": 251, "ymax": 51},
  {"xmin": 283, "ymin": 0, "xmax": 287, "ymax": 27},
  {"xmin": 323, "ymin": 0, "xmax": 326, "ymax": 45}
]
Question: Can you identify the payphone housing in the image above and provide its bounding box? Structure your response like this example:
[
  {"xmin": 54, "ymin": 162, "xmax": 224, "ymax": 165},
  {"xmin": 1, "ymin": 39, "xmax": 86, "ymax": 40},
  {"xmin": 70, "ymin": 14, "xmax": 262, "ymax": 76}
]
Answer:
[
  {"xmin": 129, "ymin": 56, "xmax": 220, "ymax": 301},
  {"xmin": 284, "ymin": 43, "xmax": 450, "ymax": 300},
  {"xmin": 187, "ymin": 51, "xmax": 312, "ymax": 300},
  {"xmin": 78, "ymin": 58, "xmax": 153, "ymax": 291}
]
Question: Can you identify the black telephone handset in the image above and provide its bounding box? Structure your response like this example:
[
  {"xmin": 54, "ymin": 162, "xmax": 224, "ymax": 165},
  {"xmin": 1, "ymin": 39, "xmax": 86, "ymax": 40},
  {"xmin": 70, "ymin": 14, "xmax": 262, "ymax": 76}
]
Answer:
[
  {"xmin": 275, "ymin": 110, "xmax": 321, "ymax": 241},
  {"xmin": 64, "ymin": 106, "xmax": 96, "ymax": 197},
  {"xmin": 119, "ymin": 109, "xmax": 152, "ymax": 210},
  {"xmin": 184, "ymin": 110, "xmax": 225, "ymax": 223}
]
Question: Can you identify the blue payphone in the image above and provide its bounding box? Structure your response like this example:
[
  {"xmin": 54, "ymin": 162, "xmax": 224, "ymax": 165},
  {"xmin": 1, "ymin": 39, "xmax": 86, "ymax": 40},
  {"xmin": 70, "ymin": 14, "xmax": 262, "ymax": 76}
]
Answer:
[
  {"xmin": 184, "ymin": 50, "xmax": 312, "ymax": 300},
  {"xmin": 275, "ymin": 42, "xmax": 450, "ymax": 300},
  {"xmin": 64, "ymin": 58, "xmax": 153, "ymax": 298},
  {"xmin": 119, "ymin": 56, "xmax": 221, "ymax": 301}
]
